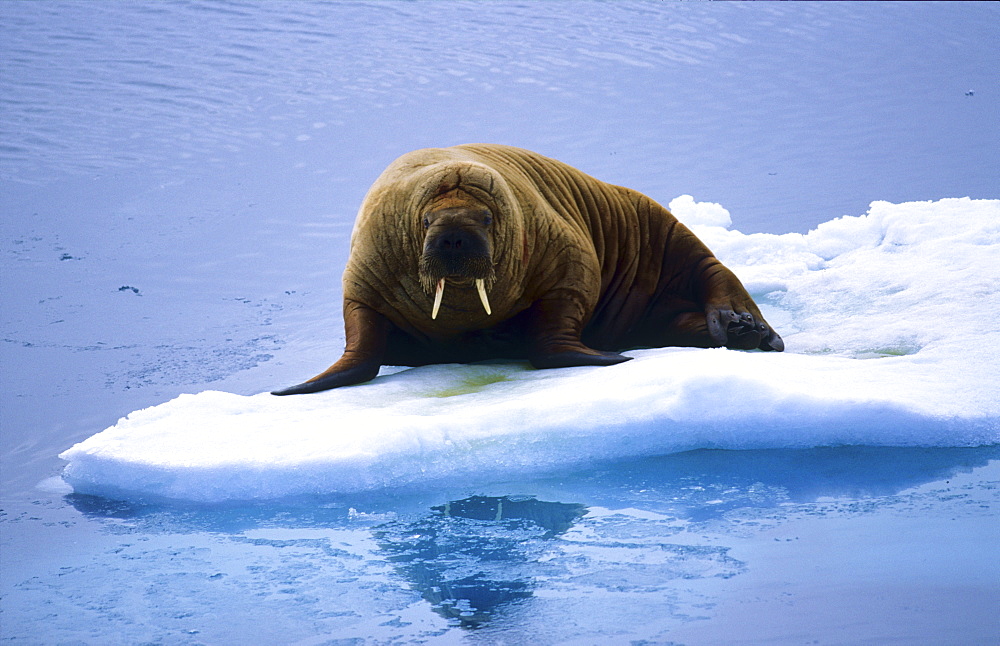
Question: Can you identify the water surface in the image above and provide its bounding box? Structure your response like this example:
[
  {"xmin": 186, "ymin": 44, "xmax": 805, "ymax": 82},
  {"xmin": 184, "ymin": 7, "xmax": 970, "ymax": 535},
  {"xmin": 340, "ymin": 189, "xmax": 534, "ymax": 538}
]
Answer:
[{"xmin": 2, "ymin": 2, "xmax": 998, "ymax": 643}]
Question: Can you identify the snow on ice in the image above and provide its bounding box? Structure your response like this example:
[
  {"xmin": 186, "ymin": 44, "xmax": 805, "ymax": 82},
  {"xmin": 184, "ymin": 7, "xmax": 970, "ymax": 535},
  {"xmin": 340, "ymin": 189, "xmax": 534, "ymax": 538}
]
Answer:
[{"xmin": 59, "ymin": 197, "xmax": 1000, "ymax": 502}]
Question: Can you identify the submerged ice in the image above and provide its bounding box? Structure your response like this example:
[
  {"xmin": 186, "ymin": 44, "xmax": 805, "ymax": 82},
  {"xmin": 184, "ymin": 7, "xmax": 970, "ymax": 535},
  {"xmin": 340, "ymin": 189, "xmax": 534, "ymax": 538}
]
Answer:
[{"xmin": 59, "ymin": 197, "xmax": 1000, "ymax": 502}]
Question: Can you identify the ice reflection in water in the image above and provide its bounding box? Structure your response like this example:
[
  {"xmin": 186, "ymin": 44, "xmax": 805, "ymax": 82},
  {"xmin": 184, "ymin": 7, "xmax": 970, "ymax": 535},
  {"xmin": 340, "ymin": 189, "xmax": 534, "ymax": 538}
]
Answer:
[
  {"xmin": 46, "ymin": 446, "xmax": 996, "ymax": 641},
  {"xmin": 375, "ymin": 496, "xmax": 586, "ymax": 628}
]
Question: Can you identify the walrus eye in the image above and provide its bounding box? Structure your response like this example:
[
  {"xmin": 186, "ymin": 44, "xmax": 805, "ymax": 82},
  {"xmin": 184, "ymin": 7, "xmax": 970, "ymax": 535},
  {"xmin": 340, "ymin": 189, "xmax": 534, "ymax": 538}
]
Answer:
[
  {"xmin": 423, "ymin": 217, "xmax": 430, "ymax": 229},
  {"xmin": 484, "ymin": 215, "xmax": 493, "ymax": 226}
]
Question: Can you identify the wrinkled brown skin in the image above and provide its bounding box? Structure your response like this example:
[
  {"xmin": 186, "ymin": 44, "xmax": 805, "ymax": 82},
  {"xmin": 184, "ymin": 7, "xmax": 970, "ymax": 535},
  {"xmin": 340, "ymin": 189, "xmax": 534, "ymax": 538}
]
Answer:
[{"xmin": 273, "ymin": 144, "xmax": 783, "ymax": 395}]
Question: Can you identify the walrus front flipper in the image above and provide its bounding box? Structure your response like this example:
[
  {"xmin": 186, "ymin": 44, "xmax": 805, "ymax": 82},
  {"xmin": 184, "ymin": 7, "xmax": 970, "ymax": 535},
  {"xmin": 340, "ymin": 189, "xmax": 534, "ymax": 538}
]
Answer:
[
  {"xmin": 271, "ymin": 301, "xmax": 388, "ymax": 396},
  {"xmin": 525, "ymin": 297, "xmax": 632, "ymax": 370},
  {"xmin": 271, "ymin": 360, "xmax": 381, "ymax": 395},
  {"xmin": 531, "ymin": 349, "xmax": 631, "ymax": 370}
]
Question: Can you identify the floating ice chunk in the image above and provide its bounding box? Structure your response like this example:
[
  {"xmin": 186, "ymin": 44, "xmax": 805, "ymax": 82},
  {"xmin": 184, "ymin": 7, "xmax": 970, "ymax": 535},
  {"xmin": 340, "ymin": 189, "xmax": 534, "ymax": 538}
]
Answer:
[
  {"xmin": 669, "ymin": 194, "xmax": 733, "ymax": 229},
  {"xmin": 59, "ymin": 198, "xmax": 1000, "ymax": 502}
]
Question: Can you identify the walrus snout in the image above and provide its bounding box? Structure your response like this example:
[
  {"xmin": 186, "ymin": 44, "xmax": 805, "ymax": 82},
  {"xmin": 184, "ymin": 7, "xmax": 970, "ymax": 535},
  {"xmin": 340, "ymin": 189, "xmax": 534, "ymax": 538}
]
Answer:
[
  {"xmin": 422, "ymin": 227, "xmax": 492, "ymax": 277},
  {"xmin": 419, "ymin": 229, "xmax": 494, "ymax": 320},
  {"xmin": 418, "ymin": 205, "xmax": 496, "ymax": 319}
]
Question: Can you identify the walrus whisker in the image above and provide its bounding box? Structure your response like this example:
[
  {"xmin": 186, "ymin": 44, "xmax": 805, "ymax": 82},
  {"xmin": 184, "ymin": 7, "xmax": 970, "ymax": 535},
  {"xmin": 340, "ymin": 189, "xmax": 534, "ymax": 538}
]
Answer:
[
  {"xmin": 475, "ymin": 279, "xmax": 491, "ymax": 316},
  {"xmin": 431, "ymin": 278, "xmax": 445, "ymax": 319}
]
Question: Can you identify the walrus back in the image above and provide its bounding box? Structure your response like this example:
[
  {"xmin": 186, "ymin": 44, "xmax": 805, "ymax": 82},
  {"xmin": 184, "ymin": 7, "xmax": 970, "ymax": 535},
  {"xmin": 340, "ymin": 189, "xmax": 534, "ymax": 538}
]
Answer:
[{"xmin": 453, "ymin": 144, "xmax": 716, "ymax": 349}]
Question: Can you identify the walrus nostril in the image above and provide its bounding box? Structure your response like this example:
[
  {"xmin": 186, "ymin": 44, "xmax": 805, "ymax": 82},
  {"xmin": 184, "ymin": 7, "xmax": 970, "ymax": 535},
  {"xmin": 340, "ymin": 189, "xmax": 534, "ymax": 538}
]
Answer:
[
  {"xmin": 435, "ymin": 232, "xmax": 470, "ymax": 252},
  {"xmin": 430, "ymin": 229, "xmax": 487, "ymax": 261}
]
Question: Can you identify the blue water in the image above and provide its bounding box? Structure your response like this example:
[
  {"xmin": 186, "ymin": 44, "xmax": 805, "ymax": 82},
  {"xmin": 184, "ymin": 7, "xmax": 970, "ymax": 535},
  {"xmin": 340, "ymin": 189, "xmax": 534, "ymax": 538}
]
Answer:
[{"xmin": 2, "ymin": 2, "xmax": 998, "ymax": 643}]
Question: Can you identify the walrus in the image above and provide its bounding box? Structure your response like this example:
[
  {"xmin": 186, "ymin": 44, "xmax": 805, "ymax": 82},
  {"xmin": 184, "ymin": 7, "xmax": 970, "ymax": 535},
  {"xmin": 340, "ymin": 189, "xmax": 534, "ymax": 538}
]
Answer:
[{"xmin": 272, "ymin": 144, "xmax": 782, "ymax": 395}]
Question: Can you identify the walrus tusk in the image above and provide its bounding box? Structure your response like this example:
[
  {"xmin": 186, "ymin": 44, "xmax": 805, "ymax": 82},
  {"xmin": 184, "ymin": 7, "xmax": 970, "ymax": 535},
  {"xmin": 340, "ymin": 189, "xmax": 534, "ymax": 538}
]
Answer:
[
  {"xmin": 432, "ymin": 278, "xmax": 445, "ymax": 319},
  {"xmin": 476, "ymin": 278, "xmax": 492, "ymax": 316}
]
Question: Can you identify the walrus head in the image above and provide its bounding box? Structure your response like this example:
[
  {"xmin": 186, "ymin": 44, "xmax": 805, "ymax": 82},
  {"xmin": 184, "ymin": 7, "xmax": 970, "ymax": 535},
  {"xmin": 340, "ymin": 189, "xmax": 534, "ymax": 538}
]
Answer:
[
  {"xmin": 418, "ymin": 189, "xmax": 496, "ymax": 319},
  {"xmin": 344, "ymin": 153, "xmax": 524, "ymax": 329}
]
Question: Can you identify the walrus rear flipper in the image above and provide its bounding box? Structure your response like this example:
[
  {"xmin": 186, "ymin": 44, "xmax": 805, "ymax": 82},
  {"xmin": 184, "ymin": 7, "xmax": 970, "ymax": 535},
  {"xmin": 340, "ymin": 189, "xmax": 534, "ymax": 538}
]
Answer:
[
  {"xmin": 759, "ymin": 327, "xmax": 784, "ymax": 352},
  {"xmin": 705, "ymin": 307, "xmax": 784, "ymax": 352},
  {"xmin": 271, "ymin": 301, "xmax": 388, "ymax": 396}
]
